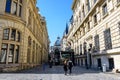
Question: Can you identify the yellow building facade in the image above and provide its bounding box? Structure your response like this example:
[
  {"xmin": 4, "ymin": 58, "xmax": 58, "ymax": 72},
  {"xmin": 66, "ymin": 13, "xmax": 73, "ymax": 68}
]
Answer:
[
  {"xmin": 0, "ymin": 0, "xmax": 49, "ymax": 72},
  {"xmin": 67, "ymin": 0, "xmax": 120, "ymax": 72}
]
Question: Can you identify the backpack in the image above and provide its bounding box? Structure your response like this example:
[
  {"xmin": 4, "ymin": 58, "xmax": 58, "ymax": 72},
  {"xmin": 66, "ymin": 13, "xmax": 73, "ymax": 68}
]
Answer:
[{"xmin": 68, "ymin": 61, "xmax": 73, "ymax": 67}]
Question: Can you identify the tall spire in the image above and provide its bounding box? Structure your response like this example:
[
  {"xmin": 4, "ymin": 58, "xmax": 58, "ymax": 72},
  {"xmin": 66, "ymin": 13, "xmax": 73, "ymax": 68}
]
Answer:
[{"xmin": 66, "ymin": 23, "xmax": 68, "ymax": 34}]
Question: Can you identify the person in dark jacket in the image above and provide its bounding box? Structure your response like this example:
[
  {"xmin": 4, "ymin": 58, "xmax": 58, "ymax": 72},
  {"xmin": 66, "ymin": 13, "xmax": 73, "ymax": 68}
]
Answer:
[
  {"xmin": 67, "ymin": 59, "xmax": 73, "ymax": 74},
  {"xmin": 49, "ymin": 59, "xmax": 53, "ymax": 68},
  {"xmin": 63, "ymin": 59, "xmax": 68, "ymax": 75}
]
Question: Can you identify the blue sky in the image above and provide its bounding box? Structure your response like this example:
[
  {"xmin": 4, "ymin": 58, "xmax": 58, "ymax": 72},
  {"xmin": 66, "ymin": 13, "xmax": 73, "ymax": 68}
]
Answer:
[{"xmin": 37, "ymin": 0, "xmax": 73, "ymax": 46}]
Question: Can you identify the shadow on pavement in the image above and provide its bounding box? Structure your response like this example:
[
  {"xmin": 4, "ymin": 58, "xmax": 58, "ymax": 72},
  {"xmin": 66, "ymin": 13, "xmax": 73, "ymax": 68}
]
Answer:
[{"xmin": 1, "ymin": 65, "xmax": 101, "ymax": 75}]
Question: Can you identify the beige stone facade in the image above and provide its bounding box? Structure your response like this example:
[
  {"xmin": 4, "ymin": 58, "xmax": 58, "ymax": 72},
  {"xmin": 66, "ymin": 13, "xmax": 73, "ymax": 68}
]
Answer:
[
  {"xmin": 0, "ymin": 0, "xmax": 49, "ymax": 72},
  {"xmin": 67, "ymin": 0, "xmax": 120, "ymax": 72}
]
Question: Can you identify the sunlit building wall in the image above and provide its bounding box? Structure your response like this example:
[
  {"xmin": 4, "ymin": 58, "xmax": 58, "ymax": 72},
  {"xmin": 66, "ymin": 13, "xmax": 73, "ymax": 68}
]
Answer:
[
  {"xmin": 0, "ymin": 0, "xmax": 49, "ymax": 71},
  {"xmin": 67, "ymin": 0, "xmax": 120, "ymax": 72}
]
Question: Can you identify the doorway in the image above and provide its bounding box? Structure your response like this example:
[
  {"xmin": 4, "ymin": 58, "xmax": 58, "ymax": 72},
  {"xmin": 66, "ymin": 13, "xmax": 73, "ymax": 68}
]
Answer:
[
  {"xmin": 108, "ymin": 58, "xmax": 114, "ymax": 70},
  {"xmin": 97, "ymin": 58, "xmax": 102, "ymax": 70}
]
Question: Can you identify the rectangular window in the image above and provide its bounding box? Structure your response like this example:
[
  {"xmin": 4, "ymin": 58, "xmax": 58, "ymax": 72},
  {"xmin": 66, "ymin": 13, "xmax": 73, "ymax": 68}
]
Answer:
[
  {"xmin": 83, "ymin": 42, "xmax": 87, "ymax": 55},
  {"xmin": 19, "ymin": 5, "xmax": 22, "ymax": 17},
  {"xmin": 11, "ymin": 29, "xmax": 16, "ymax": 41},
  {"xmin": 77, "ymin": 46, "xmax": 79, "ymax": 54},
  {"xmin": 11, "ymin": 2, "xmax": 17, "ymax": 15},
  {"xmin": 17, "ymin": 31, "xmax": 20, "ymax": 42},
  {"xmin": 117, "ymin": 0, "xmax": 120, "ymax": 3},
  {"xmin": 87, "ymin": 0, "xmax": 90, "ymax": 11},
  {"xmin": 102, "ymin": 3, "xmax": 108, "ymax": 15},
  {"xmin": 0, "ymin": 44, "xmax": 8, "ymax": 63},
  {"xmin": 104, "ymin": 28, "xmax": 112, "ymax": 50},
  {"xmin": 8, "ymin": 44, "xmax": 14, "ymax": 63},
  {"xmin": 93, "ymin": 14, "xmax": 97, "ymax": 24},
  {"xmin": 88, "ymin": 22, "xmax": 90, "ymax": 31},
  {"xmin": 5, "ymin": 0, "xmax": 11, "ymax": 13},
  {"xmin": 3, "ymin": 28, "xmax": 9, "ymax": 40},
  {"xmin": 15, "ymin": 45, "xmax": 19, "ymax": 63},
  {"xmin": 118, "ymin": 22, "xmax": 120, "ymax": 34},
  {"xmin": 94, "ymin": 35, "xmax": 100, "ymax": 52},
  {"xmin": 83, "ymin": 27, "xmax": 85, "ymax": 35},
  {"xmin": 80, "ymin": 44, "xmax": 82, "ymax": 55}
]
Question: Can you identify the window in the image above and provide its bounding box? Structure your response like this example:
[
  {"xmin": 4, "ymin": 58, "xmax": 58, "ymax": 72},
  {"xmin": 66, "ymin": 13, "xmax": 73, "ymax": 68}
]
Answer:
[
  {"xmin": 28, "ymin": 37, "xmax": 31, "ymax": 46},
  {"xmin": 93, "ymin": 14, "xmax": 97, "ymax": 24},
  {"xmin": 0, "ymin": 44, "xmax": 8, "ymax": 63},
  {"xmin": 80, "ymin": 44, "xmax": 82, "ymax": 55},
  {"xmin": 94, "ymin": 35, "xmax": 100, "ymax": 52},
  {"xmin": 117, "ymin": 0, "xmax": 120, "ymax": 3},
  {"xmin": 11, "ymin": 1, "xmax": 17, "ymax": 15},
  {"xmin": 11, "ymin": 29, "xmax": 16, "ymax": 41},
  {"xmin": 17, "ymin": 31, "xmax": 20, "ymax": 42},
  {"xmin": 28, "ymin": 10, "xmax": 32, "ymax": 26},
  {"xmin": 83, "ymin": 42, "xmax": 87, "ymax": 55},
  {"xmin": 87, "ymin": 0, "xmax": 90, "ymax": 11},
  {"xmin": 118, "ymin": 22, "xmax": 120, "ymax": 34},
  {"xmin": 15, "ymin": 45, "xmax": 19, "ymax": 63},
  {"xmin": 8, "ymin": 44, "xmax": 14, "ymax": 63},
  {"xmin": 102, "ymin": 3, "xmax": 108, "ymax": 15},
  {"xmin": 5, "ymin": 0, "xmax": 11, "ymax": 13},
  {"xmin": 104, "ymin": 28, "xmax": 112, "ymax": 50},
  {"xmin": 88, "ymin": 22, "xmax": 90, "ymax": 31},
  {"xmin": 79, "ymin": 12, "xmax": 81, "ymax": 22},
  {"xmin": 3, "ymin": 28, "xmax": 9, "ymax": 40},
  {"xmin": 6, "ymin": 0, "xmax": 22, "ymax": 17},
  {"xmin": 32, "ymin": 41, "xmax": 35, "ymax": 63},
  {"xmin": 27, "ymin": 48, "xmax": 30, "ymax": 63},
  {"xmin": 19, "ymin": 5, "xmax": 22, "ymax": 17},
  {"xmin": 94, "ymin": 0, "xmax": 97, "ymax": 3},
  {"xmin": 83, "ymin": 27, "xmax": 85, "ymax": 35},
  {"xmin": 77, "ymin": 46, "xmax": 79, "ymax": 54},
  {"xmin": 82, "ymin": 5, "xmax": 85, "ymax": 18},
  {"xmin": 1, "ymin": 28, "xmax": 21, "ymax": 63}
]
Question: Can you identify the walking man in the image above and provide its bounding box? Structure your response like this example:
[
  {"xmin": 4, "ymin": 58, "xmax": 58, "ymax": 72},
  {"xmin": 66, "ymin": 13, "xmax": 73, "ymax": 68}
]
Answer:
[{"xmin": 67, "ymin": 59, "xmax": 73, "ymax": 74}]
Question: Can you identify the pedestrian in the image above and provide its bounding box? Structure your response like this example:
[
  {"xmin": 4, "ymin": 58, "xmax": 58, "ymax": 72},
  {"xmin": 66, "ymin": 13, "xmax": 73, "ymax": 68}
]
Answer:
[
  {"xmin": 43, "ymin": 62, "xmax": 46, "ymax": 71},
  {"xmin": 49, "ymin": 59, "xmax": 53, "ymax": 68},
  {"xmin": 67, "ymin": 59, "xmax": 73, "ymax": 74},
  {"xmin": 63, "ymin": 59, "xmax": 68, "ymax": 75}
]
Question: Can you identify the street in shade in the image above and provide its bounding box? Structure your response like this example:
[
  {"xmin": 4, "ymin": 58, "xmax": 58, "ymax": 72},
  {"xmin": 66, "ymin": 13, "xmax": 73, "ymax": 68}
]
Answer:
[{"xmin": 0, "ymin": 65, "xmax": 119, "ymax": 80}]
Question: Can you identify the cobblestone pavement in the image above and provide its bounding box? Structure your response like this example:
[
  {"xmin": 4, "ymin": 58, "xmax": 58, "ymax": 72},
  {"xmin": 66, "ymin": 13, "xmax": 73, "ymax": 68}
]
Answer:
[{"xmin": 0, "ymin": 65, "xmax": 120, "ymax": 80}]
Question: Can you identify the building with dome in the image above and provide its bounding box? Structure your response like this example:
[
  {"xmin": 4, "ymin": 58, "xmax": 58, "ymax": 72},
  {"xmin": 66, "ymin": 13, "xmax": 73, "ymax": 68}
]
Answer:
[{"xmin": 48, "ymin": 37, "xmax": 61, "ymax": 65}]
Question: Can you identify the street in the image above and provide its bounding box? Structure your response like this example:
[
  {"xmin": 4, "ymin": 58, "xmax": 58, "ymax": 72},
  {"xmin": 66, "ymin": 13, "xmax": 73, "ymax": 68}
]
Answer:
[{"xmin": 0, "ymin": 65, "xmax": 120, "ymax": 80}]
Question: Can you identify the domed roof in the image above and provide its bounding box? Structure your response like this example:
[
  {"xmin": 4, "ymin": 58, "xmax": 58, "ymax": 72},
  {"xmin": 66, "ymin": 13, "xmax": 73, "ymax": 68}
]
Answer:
[{"xmin": 54, "ymin": 37, "xmax": 61, "ymax": 46}]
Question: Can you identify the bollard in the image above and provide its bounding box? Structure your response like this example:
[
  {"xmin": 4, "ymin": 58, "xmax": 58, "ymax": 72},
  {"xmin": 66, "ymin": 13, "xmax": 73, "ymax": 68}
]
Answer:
[{"xmin": 102, "ymin": 64, "xmax": 106, "ymax": 72}]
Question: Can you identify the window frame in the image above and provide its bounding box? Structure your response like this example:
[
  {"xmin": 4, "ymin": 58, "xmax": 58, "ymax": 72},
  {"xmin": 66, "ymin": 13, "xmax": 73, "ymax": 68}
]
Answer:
[
  {"xmin": 3, "ymin": 28, "xmax": 10, "ymax": 40},
  {"xmin": 5, "ymin": 0, "xmax": 12, "ymax": 13},
  {"xmin": 104, "ymin": 28, "xmax": 112, "ymax": 50},
  {"xmin": 0, "ymin": 44, "xmax": 8, "ymax": 63},
  {"xmin": 94, "ymin": 35, "xmax": 100, "ymax": 52},
  {"xmin": 102, "ymin": 2, "xmax": 108, "ymax": 16}
]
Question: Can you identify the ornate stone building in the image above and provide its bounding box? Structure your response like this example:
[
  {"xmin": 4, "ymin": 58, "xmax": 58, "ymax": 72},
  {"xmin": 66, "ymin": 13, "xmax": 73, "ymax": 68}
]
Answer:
[
  {"xmin": 0, "ymin": 0, "xmax": 49, "ymax": 71},
  {"xmin": 67, "ymin": 0, "xmax": 120, "ymax": 72}
]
